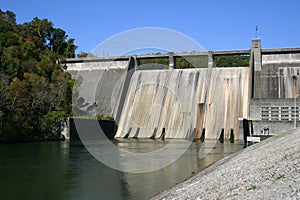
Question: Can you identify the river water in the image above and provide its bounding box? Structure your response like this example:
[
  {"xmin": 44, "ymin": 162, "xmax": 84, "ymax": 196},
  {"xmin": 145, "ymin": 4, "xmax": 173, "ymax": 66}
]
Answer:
[{"xmin": 0, "ymin": 139, "xmax": 243, "ymax": 200}]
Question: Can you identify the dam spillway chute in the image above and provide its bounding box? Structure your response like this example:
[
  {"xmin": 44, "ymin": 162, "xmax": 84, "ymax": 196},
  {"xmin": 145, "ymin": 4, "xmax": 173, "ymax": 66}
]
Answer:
[
  {"xmin": 116, "ymin": 67, "xmax": 250, "ymax": 141},
  {"xmin": 115, "ymin": 69, "xmax": 201, "ymax": 139}
]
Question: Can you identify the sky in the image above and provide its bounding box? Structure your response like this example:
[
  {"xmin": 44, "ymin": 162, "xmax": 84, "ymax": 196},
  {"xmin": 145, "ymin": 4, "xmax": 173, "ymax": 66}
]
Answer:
[{"xmin": 1, "ymin": 0, "xmax": 300, "ymax": 55}]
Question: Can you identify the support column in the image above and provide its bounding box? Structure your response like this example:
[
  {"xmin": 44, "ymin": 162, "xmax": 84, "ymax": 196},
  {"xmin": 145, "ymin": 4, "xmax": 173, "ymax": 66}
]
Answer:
[
  {"xmin": 115, "ymin": 57, "xmax": 135, "ymax": 123},
  {"xmin": 208, "ymin": 51, "xmax": 214, "ymax": 68},
  {"xmin": 168, "ymin": 52, "xmax": 175, "ymax": 69},
  {"xmin": 134, "ymin": 56, "xmax": 140, "ymax": 70},
  {"xmin": 252, "ymin": 39, "xmax": 262, "ymax": 71},
  {"xmin": 251, "ymin": 39, "xmax": 262, "ymax": 98}
]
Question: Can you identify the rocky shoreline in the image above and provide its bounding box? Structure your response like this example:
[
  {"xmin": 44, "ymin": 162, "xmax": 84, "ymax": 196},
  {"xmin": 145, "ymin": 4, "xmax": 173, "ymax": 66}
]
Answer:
[{"xmin": 152, "ymin": 129, "xmax": 300, "ymax": 199}]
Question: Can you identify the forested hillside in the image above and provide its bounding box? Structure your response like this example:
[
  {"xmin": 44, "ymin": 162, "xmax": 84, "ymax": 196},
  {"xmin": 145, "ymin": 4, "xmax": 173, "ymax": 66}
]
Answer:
[{"xmin": 0, "ymin": 10, "xmax": 77, "ymax": 143}]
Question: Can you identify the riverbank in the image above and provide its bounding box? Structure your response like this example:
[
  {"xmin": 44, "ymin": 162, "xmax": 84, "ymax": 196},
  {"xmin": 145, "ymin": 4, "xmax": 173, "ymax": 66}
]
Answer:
[{"xmin": 153, "ymin": 129, "xmax": 300, "ymax": 199}]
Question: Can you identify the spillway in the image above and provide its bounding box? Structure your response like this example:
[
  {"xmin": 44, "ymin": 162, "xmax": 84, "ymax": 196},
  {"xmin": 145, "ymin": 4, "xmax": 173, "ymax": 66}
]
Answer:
[{"xmin": 116, "ymin": 67, "xmax": 250, "ymax": 140}]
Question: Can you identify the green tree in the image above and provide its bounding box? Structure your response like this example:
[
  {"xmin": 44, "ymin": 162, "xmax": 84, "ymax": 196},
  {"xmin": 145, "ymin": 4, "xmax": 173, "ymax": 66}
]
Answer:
[
  {"xmin": 0, "ymin": 9, "xmax": 16, "ymax": 32},
  {"xmin": 20, "ymin": 18, "xmax": 49, "ymax": 50},
  {"xmin": 64, "ymin": 38, "xmax": 77, "ymax": 58},
  {"xmin": 0, "ymin": 10, "xmax": 76, "ymax": 142},
  {"xmin": 48, "ymin": 28, "xmax": 77, "ymax": 58},
  {"xmin": 214, "ymin": 55, "xmax": 250, "ymax": 67}
]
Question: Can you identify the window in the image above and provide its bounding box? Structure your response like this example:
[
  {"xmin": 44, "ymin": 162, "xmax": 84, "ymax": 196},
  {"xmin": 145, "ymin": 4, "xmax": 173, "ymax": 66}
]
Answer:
[
  {"xmin": 280, "ymin": 107, "xmax": 289, "ymax": 110},
  {"xmin": 291, "ymin": 107, "xmax": 299, "ymax": 111},
  {"xmin": 281, "ymin": 115, "xmax": 290, "ymax": 121},
  {"xmin": 261, "ymin": 115, "xmax": 269, "ymax": 121},
  {"xmin": 281, "ymin": 110, "xmax": 289, "ymax": 114},
  {"xmin": 271, "ymin": 107, "xmax": 279, "ymax": 110}
]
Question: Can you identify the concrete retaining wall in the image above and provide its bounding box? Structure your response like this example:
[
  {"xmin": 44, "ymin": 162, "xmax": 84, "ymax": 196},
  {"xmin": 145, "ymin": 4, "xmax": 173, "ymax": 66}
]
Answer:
[
  {"xmin": 67, "ymin": 60, "xmax": 129, "ymax": 117},
  {"xmin": 254, "ymin": 54, "xmax": 300, "ymax": 99},
  {"xmin": 69, "ymin": 118, "xmax": 117, "ymax": 140}
]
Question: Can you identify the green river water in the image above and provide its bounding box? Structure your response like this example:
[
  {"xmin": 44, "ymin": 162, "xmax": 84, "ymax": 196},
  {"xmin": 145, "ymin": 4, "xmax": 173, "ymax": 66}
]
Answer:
[{"xmin": 0, "ymin": 139, "xmax": 243, "ymax": 200}]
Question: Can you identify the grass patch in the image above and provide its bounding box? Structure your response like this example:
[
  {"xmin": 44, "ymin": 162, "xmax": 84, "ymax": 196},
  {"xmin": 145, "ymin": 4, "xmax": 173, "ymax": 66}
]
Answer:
[
  {"xmin": 276, "ymin": 174, "xmax": 285, "ymax": 180},
  {"xmin": 247, "ymin": 185, "xmax": 257, "ymax": 191}
]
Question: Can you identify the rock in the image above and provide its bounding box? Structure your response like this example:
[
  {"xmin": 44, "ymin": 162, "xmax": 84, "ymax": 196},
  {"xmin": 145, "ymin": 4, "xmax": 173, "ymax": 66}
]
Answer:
[{"xmin": 152, "ymin": 129, "xmax": 300, "ymax": 199}]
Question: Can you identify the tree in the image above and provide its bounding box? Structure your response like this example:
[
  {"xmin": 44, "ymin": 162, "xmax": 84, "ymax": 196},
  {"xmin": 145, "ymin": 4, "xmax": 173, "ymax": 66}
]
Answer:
[
  {"xmin": 77, "ymin": 52, "xmax": 89, "ymax": 58},
  {"xmin": 48, "ymin": 28, "xmax": 77, "ymax": 58},
  {"xmin": 63, "ymin": 38, "xmax": 77, "ymax": 58},
  {"xmin": 0, "ymin": 9, "xmax": 16, "ymax": 32},
  {"xmin": 0, "ymin": 10, "xmax": 76, "ymax": 142},
  {"xmin": 214, "ymin": 55, "xmax": 250, "ymax": 67}
]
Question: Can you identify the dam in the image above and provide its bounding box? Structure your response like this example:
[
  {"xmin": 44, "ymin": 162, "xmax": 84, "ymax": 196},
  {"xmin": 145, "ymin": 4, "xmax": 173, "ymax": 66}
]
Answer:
[
  {"xmin": 66, "ymin": 39, "xmax": 300, "ymax": 142},
  {"xmin": 115, "ymin": 67, "xmax": 250, "ymax": 141}
]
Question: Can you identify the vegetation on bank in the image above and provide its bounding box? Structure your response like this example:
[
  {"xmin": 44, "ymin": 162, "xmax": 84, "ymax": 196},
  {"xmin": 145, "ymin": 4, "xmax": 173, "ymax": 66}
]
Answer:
[
  {"xmin": 96, "ymin": 114, "xmax": 114, "ymax": 121},
  {"xmin": 0, "ymin": 10, "xmax": 77, "ymax": 143}
]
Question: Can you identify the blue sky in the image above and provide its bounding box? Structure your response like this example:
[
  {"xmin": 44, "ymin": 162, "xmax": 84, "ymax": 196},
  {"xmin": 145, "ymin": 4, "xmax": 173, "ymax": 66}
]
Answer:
[{"xmin": 1, "ymin": 0, "xmax": 300, "ymax": 55}]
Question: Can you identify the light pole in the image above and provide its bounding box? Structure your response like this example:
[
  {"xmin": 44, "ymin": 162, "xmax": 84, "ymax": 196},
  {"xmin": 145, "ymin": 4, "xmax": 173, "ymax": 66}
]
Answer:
[{"xmin": 294, "ymin": 94, "xmax": 300, "ymax": 128}]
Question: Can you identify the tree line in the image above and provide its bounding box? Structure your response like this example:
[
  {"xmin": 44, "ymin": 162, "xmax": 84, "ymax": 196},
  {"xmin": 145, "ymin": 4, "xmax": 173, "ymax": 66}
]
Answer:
[
  {"xmin": 138, "ymin": 54, "xmax": 249, "ymax": 69},
  {"xmin": 0, "ymin": 10, "xmax": 77, "ymax": 143}
]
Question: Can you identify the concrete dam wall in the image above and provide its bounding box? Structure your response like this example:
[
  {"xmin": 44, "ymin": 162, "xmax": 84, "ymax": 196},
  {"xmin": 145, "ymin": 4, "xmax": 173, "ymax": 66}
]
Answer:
[
  {"xmin": 67, "ymin": 59, "xmax": 129, "ymax": 117},
  {"xmin": 115, "ymin": 67, "xmax": 250, "ymax": 140},
  {"xmin": 254, "ymin": 52, "xmax": 300, "ymax": 99},
  {"xmin": 65, "ymin": 39, "xmax": 300, "ymax": 141}
]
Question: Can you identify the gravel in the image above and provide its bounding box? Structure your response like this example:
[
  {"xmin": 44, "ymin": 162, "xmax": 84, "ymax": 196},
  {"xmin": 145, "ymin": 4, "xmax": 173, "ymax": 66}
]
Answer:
[{"xmin": 152, "ymin": 129, "xmax": 300, "ymax": 200}]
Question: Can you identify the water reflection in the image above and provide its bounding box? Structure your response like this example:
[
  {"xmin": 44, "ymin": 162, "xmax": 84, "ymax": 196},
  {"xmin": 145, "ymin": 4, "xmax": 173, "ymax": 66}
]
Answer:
[
  {"xmin": 0, "ymin": 140, "xmax": 243, "ymax": 200},
  {"xmin": 0, "ymin": 142, "xmax": 68, "ymax": 200}
]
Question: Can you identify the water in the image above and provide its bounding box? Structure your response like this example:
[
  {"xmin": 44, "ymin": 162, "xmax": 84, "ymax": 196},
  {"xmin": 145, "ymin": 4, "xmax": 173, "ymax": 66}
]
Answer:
[{"xmin": 0, "ymin": 140, "xmax": 243, "ymax": 200}]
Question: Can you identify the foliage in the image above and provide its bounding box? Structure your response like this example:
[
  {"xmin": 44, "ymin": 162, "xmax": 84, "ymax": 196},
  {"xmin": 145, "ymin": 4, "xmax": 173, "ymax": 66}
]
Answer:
[
  {"xmin": 77, "ymin": 52, "xmax": 89, "ymax": 58},
  {"xmin": 137, "ymin": 54, "xmax": 249, "ymax": 68},
  {"xmin": 139, "ymin": 57, "xmax": 169, "ymax": 70},
  {"xmin": 0, "ymin": 9, "xmax": 77, "ymax": 142},
  {"xmin": 76, "ymin": 52, "xmax": 96, "ymax": 58},
  {"xmin": 214, "ymin": 54, "xmax": 250, "ymax": 67},
  {"xmin": 176, "ymin": 56, "xmax": 208, "ymax": 69},
  {"xmin": 96, "ymin": 114, "xmax": 114, "ymax": 121}
]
